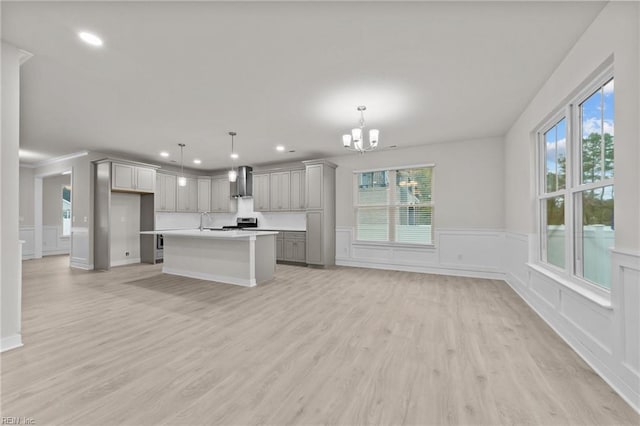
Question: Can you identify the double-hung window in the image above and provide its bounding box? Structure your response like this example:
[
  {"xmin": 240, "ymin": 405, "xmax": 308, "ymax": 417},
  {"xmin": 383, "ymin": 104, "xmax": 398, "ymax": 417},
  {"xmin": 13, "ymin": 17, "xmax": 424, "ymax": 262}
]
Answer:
[
  {"xmin": 354, "ymin": 165, "xmax": 434, "ymax": 245},
  {"xmin": 538, "ymin": 67, "xmax": 614, "ymax": 291}
]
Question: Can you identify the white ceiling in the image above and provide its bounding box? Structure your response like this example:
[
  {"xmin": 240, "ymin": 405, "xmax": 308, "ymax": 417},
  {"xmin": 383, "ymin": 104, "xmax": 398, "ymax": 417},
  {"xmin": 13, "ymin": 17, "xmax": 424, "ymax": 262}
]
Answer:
[{"xmin": 3, "ymin": 1, "xmax": 605, "ymax": 170}]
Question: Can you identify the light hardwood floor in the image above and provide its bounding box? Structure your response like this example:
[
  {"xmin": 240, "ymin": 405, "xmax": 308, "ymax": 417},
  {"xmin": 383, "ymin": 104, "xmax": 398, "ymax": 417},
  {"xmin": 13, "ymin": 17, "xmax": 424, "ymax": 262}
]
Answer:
[{"xmin": 1, "ymin": 255, "xmax": 637, "ymax": 425}]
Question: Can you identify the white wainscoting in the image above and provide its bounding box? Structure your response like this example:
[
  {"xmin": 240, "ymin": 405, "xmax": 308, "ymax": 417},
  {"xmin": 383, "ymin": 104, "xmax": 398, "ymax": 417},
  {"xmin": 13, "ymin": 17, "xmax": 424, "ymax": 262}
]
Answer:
[
  {"xmin": 335, "ymin": 227, "xmax": 504, "ymax": 279},
  {"xmin": 20, "ymin": 225, "xmax": 70, "ymax": 259},
  {"xmin": 19, "ymin": 226, "xmax": 35, "ymax": 259},
  {"xmin": 503, "ymin": 232, "xmax": 640, "ymax": 413},
  {"xmin": 70, "ymin": 226, "xmax": 91, "ymax": 270}
]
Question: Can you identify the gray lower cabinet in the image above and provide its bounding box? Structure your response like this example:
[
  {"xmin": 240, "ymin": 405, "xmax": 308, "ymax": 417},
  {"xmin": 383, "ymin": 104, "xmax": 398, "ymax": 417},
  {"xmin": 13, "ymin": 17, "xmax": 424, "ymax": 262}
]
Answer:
[
  {"xmin": 305, "ymin": 211, "xmax": 323, "ymax": 265},
  {"xmin": 276, "ymin": 231, "xmax": 306, "ymax": 264},
  {"xmin": 276, "ymin": 234, "xmax": 284, "ymax": 260}
]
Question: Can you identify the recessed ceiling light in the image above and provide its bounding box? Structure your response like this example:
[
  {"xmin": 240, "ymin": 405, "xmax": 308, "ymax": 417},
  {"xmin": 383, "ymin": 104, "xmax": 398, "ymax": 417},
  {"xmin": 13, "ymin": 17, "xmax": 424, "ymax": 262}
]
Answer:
[
  {"xmin": 160, "ymin": 151, "xmax": 170, "ymax": 157},
  {"xmin": 193, "ymin": 159, "xmax": 201, "ymax": 165},
  {"xmin": 230, "ymin": 153, "xmax": 239, "ymax": 159},
  {"xmin": 78, "ymin": 32, "xmax": 103, "ymax": 47},
  {"xmin": 276, "ymin": 145, "xmax": 285, "ymax": 152}
]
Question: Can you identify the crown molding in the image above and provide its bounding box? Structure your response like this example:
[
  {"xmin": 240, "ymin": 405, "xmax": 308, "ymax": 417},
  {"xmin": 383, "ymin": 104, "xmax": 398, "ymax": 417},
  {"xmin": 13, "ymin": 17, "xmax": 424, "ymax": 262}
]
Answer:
[
  {"xmin": 30, "ymin": 151, "xmax": 89, "ymax": 168},
  {"xmin": 18, "ymin": 49, "xmax": 33, "ymax": 65}
]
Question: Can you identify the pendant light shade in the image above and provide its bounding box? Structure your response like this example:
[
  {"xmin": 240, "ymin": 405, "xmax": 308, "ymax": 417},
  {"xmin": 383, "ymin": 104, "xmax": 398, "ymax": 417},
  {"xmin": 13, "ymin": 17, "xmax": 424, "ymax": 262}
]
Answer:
[
  {"xmin": 178, "ymin": 143, "xmax": 187, "ymax": 186},
  {"xmin": 228, "ymin": 132, "xmax": 238, "ymax": 182}
]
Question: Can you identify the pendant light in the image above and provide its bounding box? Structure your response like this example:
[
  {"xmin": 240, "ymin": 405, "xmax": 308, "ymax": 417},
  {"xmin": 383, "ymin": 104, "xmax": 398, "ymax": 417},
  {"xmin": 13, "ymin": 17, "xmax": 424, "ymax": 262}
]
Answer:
[
  {"xmin": 228, "ymin": 132, "xmax": 238, "ymax": 182},
  {"xmin": 177, "ymin": 143, "xmax": 187, "ymax": 187}
]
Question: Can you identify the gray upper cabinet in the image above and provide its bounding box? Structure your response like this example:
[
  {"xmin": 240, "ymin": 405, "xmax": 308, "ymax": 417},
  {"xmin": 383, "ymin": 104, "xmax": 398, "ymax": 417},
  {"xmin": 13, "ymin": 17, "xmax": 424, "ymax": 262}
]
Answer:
[
  {"xmin": 136, "ymin": 167, "xmax": 156, "ymax": 192},
  {"xmin": 254, "ymin": 168, "xmax": 305, "ymax": 212},
  {"xmin": 112, "ymin": 163, "xmax": 135, "ymax": 190},
  {"xmin": 156, "ymin": 173, "xmax": 177, "ymax": 212},
  {"xmin": 270, "ymin": 171, "xmax": 290, "ymax": 211},
  {"xmin": 211, "ymin": 176, "xmax": 236, "ymax": 213},
  {"xmin": 112, "ymin": 162, "xmax": 156, "ymax": 193},
  {"xmin": 177, "ymin": 177, "xmax": 198, "ymax": 212},
  {"xmin": 253, "ymin": 173, "xmax": 270, "ymax": 211},
  {"xmin": 290, "ymin": 169, "xmax": 305, "ymax": 211},
  {"xmin": 197, "ymin": 178, "xmax": 211, "ymax": 212},
  {"xmin": 305, "ymin": 163, "xmax": 323, "ymax": 209}
]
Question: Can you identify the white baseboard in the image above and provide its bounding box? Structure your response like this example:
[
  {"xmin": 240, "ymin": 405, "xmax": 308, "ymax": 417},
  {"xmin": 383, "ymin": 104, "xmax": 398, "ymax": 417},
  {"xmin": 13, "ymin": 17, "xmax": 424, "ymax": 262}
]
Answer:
[
  {"xmin": 336, "ymin": 259, "xmax": 505, "ymax": 280},
  {"xmin": 110, "ymin": 258, "xmax": 141, "ymax": 267},
  {"xmin": 43, "ymin": 249, "xmax": 71, "ymax": 256},
  {"xmin": 163, "ymin": 267, "xmax": 256, "ymax": 287},
  {"xmin": 1, "ymin": 334, "xmax": 23, "ymax": 352},
  {"xmin": 70, "ymin": 260, "xmax": 93, "ymax": 270}
]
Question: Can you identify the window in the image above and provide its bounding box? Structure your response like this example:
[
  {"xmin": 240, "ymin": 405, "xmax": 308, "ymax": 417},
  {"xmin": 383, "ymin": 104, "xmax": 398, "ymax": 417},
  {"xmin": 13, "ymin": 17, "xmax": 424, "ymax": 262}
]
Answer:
[
  {"xmin": 62, "ymin": 185, "xmax": 71, "ymax": 236},
  {"xmin": 538, "ymin": 70, "xmax": 614, "ymax": 290},
  {"xmin": 355, "ymin": 165, "xmax": 433, "ymax": 245}
]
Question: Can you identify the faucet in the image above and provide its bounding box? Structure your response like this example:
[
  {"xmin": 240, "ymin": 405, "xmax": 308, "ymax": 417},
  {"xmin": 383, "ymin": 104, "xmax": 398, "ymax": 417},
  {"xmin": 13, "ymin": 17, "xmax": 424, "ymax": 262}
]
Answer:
[{"xmin": 199, "ymin": 212, "xmax": 211, "ymax": 231}]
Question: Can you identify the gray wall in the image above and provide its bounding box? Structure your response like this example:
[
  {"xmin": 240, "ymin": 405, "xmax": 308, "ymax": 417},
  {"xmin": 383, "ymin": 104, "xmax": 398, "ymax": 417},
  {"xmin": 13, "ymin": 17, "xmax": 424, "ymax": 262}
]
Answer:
[
  {"xmin": 328, "ymin": 136, "xmax": 505, "ymax": 230},
  {"xmin": 32, "ymin": 151, "xmax": 108, "ymax": 269}
]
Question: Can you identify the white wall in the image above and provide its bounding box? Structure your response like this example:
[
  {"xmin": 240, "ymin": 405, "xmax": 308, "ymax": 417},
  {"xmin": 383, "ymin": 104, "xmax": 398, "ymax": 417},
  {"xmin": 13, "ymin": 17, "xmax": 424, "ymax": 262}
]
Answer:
[
  {"xmin": 110, "ymin": 192, "xmax": 141, "ymax": 266},
  {"xmin": 503, "ymin": 2, "xmax": 639, "ymax": 411},
  {"xmin": 1, "ymin": 42, "xmax": 28, "ymax": 352}
]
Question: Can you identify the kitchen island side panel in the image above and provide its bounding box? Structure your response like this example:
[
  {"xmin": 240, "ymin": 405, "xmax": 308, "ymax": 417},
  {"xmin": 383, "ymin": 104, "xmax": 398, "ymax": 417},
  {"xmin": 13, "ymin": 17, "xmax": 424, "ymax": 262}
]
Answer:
[{"xmin": 162, "ymin": 233, "xmax": 276, "ymax": 287}]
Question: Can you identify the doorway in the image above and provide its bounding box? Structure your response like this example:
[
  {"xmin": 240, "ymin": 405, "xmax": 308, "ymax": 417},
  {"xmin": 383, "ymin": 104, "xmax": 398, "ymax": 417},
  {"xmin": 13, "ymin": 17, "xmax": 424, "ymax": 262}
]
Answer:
[{"xmin": 34, "ymin": 170, "xmax": 72, "ymax": 263}]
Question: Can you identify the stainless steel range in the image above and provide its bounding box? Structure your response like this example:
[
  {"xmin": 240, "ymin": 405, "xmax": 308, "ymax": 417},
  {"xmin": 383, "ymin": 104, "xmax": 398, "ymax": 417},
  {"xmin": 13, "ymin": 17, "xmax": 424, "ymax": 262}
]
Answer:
[{"xmin": 206, "ymin": 217, "xmax": 258, "ymax": 231}]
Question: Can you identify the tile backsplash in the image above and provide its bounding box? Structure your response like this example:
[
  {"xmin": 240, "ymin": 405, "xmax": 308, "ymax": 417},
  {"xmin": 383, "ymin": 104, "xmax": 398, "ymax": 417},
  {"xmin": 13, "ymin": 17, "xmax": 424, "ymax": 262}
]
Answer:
[{"xmin": 155, "ymin": 197, "xmax": 306, "ymax": 230}]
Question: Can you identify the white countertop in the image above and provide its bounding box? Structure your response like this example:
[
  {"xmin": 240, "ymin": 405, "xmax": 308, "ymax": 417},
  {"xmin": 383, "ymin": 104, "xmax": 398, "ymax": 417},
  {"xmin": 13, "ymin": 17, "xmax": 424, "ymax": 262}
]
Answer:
[
  {"xmin": 141, "ymin": 229, "xmax": 279, "ymax": 239},
  {"xmin": 251, "ymin": 227, "xmax": 306, "ymax": 232}
]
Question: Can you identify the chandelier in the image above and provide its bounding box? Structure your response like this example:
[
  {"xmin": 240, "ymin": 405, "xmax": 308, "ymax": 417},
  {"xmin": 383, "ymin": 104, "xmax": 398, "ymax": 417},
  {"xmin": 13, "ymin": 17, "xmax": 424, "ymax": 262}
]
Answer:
[{"xmin": 342, "ymin": 106, "xmax": 379, "ymax": 153}]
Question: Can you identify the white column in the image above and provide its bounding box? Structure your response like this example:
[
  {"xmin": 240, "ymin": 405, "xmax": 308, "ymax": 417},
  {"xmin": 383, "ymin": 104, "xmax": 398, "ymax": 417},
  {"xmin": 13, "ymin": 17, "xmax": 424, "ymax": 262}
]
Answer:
[{"xmin": 1, "ymin": 42, "xmax": 32, "ymax": 352}]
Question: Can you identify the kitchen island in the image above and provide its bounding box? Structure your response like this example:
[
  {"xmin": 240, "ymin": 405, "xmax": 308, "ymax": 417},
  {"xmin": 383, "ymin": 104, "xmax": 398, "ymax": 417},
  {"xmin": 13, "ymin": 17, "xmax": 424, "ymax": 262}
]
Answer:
[{"xmin": 140, "ymin": 229, "xmax": 278, "ymax": 287}]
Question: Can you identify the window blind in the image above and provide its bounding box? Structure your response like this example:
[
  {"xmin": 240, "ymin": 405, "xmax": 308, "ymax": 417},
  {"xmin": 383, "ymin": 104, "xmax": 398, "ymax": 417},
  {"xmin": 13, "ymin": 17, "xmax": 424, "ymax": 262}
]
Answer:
[{"xmin": 355, "ymin": 166, "xmax": 434, "ymax": 245}]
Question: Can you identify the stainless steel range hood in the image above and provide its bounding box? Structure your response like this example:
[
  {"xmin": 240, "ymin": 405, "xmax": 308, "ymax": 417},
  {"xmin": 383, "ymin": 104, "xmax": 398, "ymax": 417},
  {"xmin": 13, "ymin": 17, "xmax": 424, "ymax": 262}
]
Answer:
[{"xmin": 231, "ymin": 166, "xmax": 252, "ymax": 198}]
